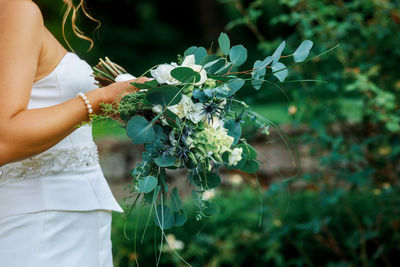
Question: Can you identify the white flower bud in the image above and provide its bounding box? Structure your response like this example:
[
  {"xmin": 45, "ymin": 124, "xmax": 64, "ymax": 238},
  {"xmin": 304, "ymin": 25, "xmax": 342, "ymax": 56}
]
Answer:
[{"xmin": 115, "ymin": 73, "xmax": 136, "ymax": 82}]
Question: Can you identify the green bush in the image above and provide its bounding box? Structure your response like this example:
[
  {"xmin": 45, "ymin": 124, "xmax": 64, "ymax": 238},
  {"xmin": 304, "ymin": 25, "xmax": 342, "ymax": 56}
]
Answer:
[
  {"xmin": 112, "ymin": 185, "xmax": 400, "ymax": 266},
  {"xmin": 220, "ymin": 0, "xmax": 400, "ymax": 186}
]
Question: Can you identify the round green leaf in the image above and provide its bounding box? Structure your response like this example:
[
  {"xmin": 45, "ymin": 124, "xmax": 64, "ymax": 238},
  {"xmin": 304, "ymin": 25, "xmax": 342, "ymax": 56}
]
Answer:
[
  {"xmin": 252, "ymin": 60, "xmax": 267, "ymax": 90},
  {"xmin": 165, "ymin": 109, "xmax": 181, "ymax": 129},
  {"xmin": 192, "ymin": 172, "xmax": 221, "ymax": 190},
  {"xmin": 241, "ymin": 160, "xmax": 259, "ymax": 173},
  {"xmin": 293, "ymin": 40, "xmax": 313, "ymax": 62},
  {"xmin": 137, "ymin": 176, "xmax": 158, "ymax": 193},
  {"xmin": 170, "ymin": 187, "xmax": 182, "ymax": 212},
  {"xmin": 201, "ymin": 55, "xmax": 221, "ymax": 67},
  {"xmin": 144, "ymin": 185, "xmax": 161, "ymax": 204},
  {"xmin": 229, "ymin": 45, "xmax": 247, "ymax": 66},
  {"xmin": 207, "ymin": 58, "xmax": 226, "ymax": 74},
  {"xmin": 154, "ymin": 204, "xmax": 175, "ymax": 230},
  {"xmin": 126, "ymin": 116, "xmax": 155, "ymax": 144},
  {"xmin": 237, "ymin": 143, "xmax": 258, "ymax": 160},
  {"xmin": 224, "ymin": 119, "xmax": 241, "ymax": 144},
  {"xmin": 203, "ymin": 201, "xmax": 220, "ymax": 216},
  {"xmin": 146, "ymin": 86, "xmax": 182, "ymax": 106},
  {"xmin": 130, "ymin": 79, "xmax": 159, "ymax": 89},
  {"xmin": 272, "ymin": 41, "xmax": 286, "ymax": 65},
  {"xmin": 171, "ymin": 67, "xmax": 201, "ymax": 83},
  {"xmin": 227, "ymin": 78, "xmax": 245, "ymax": 96},
  {"xmin": 174, "ymin": 210, "xmax": 187, "ymax": 227},
  {"xmin": 154, "ymin": 153, "xmax": 176, "ymax": 167},
  {"xmin": 218, "ymin": 32, "xmax": 230, "ymax": 55},
  {"xmin": 271, "ymin": 62, "xmax": 288, "ymax": 82},
  {"xmin": 184, "ymin": 46, "xmax": 207, "ymax": 64}
]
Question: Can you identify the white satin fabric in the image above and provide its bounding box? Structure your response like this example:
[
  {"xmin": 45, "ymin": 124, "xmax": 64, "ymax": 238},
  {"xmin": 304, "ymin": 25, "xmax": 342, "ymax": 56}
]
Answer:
[
  {"xmin": 0, "ymin": 52, "xmax": 123, "ymax": 266},
  {"xmin": 0, "ymin": 210, "xmax": 113, "ymax": 267}
]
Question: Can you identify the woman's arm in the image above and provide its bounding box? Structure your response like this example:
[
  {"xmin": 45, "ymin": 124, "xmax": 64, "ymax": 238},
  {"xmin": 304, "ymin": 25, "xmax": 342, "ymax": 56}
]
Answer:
[{"xmin": 0, "ymin": 1, "xmax": 139, "ymax": 166}]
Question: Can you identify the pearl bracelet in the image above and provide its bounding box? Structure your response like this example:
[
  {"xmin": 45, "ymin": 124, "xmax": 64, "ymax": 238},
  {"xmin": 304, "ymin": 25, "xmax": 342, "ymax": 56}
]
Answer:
[{"xmin": 77, "ymin": 92, "xmax": 93, "ymax": 115}]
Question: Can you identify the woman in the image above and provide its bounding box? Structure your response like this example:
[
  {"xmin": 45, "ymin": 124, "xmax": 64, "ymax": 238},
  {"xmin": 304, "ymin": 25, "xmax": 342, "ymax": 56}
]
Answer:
[{"xmin": 0, "ymin": 0, "xmax": 145, "ymax": 266}]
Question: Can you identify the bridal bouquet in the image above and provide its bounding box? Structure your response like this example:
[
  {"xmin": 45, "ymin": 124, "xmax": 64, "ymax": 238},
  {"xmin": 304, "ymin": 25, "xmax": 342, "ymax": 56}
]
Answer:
[{"xmin": 92, "ymin": 33, "xmax": 313, "ymax": 230}]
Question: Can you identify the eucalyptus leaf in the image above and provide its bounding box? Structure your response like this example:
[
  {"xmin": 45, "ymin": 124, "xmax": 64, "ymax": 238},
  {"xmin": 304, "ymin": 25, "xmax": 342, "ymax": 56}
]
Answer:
[
  {"xmin": 192, "ymin": 190, "xmax": 203, "ymax": 208},
  {"xmin": 184, "ymin": 46, "xmax": 208, "ymax": 64},
  {"xmin": 200, "ymin": 55, "xmax": 221, "ymax": 67},
  {"xmin": 241, "ymin": 160, "xmax": 259, "ymax": 173},
  {"xmin": 192, "ymin": 172, "xmax": 221, "ymax": 190},
  {"xmin": 213, "ymin": 85, "xmax": 231, "ymax": 98},
  {"xmin": 154, "ymin": 204, "xmax": 175, "ymax": 230},
  {"xmin": 260, "ymin": 56, "xmax": 273, "ymax": 69},
  {"xmin": 159, "ymin": 169, "xmax": 169, "ymax": 192},
  {"xmin": 252, "ymin": 60, "xmax": 267, "ymax": 90},
  {"xmin": 144, "ymin": 185, "xmax": 161, "ymax": 204},
  {"xmin": 154, "ymin": 153, "xmax": 175, "ymax": 167},
  {"xmin": 293, "ymin": 40, "xmax": 313, "ymax": 62},
  {"xmin": 126, "ymin": 116, "xmax": 155, "ymax": 144},
  {"xmin": 272, "ymin": 41, "xmax": 286, "ymax": 66},
  {"xmin": 227, "ymin": 78, "xmax": 245, "ymax": 96},
  {"xmin": 130, "ymin": 80, "xmax": 159, "ymax": 89},
  {"xmin": 207, "ymin": 58, "xmax": 227, "ymax": 74},
  {"xmin": 237, "ymin": 143, "xmax": 258, "ymax": 160},
  {"xmin": 229, "ymin": 45, "xmax": 247, "ymax": 66},
  {"xmin": 192, "ymin": 89, "xmax": 210, "ymax": 103},
  {"xmin": 165, "ymin": 109, "xmax": 181, "ymax": 129},
  {"xmin": 174, "ymin": 210, "xmax": 187, "ymax": 226},
  {"xmin": 224, "ymin": 119, "xmax": 242, "ymax": 144},
  {"xmin": 214, "ymin": 62, "xmax": 233, "ymax": 75},
  {"xmin": 271, "ymin": 62, "xmax": 288, "ymax": 82},
  {"xmin": 137, "ymin": 176, "xmax": 158, "ymax": 193},
  {"xmin": 170, "ymin": 187, "xmax": 182, "ymax": 212},
  {"xmin": 146, "ymin": 86, "xmax": 182, "ymax": 106},
  {"xmin": 171, "ymin": 67, "xmax": 201, "ymax": 83},
  {"xmin": 218, "ymin": 32, "xmax": 230, "ymax": 55}
]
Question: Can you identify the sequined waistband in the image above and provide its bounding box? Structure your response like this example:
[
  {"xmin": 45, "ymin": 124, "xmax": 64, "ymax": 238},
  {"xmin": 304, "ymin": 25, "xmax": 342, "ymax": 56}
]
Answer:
[{"xmin": 0, "ymin": 143, "xmax": 99, "ymax": 185}]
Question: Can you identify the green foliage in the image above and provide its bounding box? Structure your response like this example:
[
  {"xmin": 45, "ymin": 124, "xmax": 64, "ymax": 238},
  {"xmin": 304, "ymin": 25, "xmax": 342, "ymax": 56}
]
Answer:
[
  {"xmin": 218, "ymin": 32, "xmax": 231, "ymax": 55},
  {"xmin": 145, "ymin": 86, "xmax": 182, "ymax": 106},
  {"xmin": 112, "ymin": 186, "xmax": 400, "ymax": 266},
  {"xmin": 229, "ymin": 45, "xmax": 248, "ymax": 66},
  {"xmin": 137, "ymin": 176, "xmax": 158, "ymax": 193},
  {"xmin": 222, "ymin": 0, "xmax": 400, "ymax": 186},
  {"xmin": 126, "ymin": 116, "xmax": 155, "ymax": 144},
  {"xmin": 293, "ymin": 40, "xmax": 313, "ymax": 62},
  {"xmin": 170, "ymin": 67, "xmax": 201, "ymax": 83}
]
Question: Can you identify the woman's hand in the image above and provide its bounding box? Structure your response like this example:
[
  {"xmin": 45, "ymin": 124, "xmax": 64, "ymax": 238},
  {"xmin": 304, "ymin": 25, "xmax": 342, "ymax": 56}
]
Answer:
[
  {"xmin": 98, "ymin": 76, "xmax": 152, "ymax": 122},
  {"xmin": 100, "ymin": 76, "xmax": 152, "ymax": 104}
]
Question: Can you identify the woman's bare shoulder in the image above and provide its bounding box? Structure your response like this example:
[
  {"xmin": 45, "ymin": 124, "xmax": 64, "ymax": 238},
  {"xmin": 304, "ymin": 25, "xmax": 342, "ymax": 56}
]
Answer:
[{"xmin": 0, "ymin": 0, "xmax": 44, "ymax": 27}]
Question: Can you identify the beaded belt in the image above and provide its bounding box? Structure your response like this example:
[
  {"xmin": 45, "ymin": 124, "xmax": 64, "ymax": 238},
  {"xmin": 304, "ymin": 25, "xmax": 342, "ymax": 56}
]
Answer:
[{"xmin": 0, "ymin": 143, "xmax": 99, "ymax": 185}]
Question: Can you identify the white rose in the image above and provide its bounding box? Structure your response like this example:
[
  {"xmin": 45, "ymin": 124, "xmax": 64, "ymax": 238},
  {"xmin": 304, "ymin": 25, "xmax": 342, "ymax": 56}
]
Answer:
[
  {"xmin": 152, "ymin": 104, "xmax": 163, "ymax": 114},
  {"xmin": 150, "ymin": 64, "xmax": 179, "ymax": 85},
  {"xmin": 228, "ymin": 147, "xmax": 243, "ymax": 166},
  {"xmin": 167, "ymin": 95, "xmax": 191, "ymax": 119},
  {"xmin": 187, "ymin": 102, "xmax": 205, "ymax": 124},
  {"xmin": 181, "ymin": 55, "xmax": 208, "ymax": 85},
  {"xmin": 115, "ymin": 73, "xmax": 136, "ymax": 82},
  {"xmin": 168, "ymin": 95, "xmax": 206, "ymax": 124}
]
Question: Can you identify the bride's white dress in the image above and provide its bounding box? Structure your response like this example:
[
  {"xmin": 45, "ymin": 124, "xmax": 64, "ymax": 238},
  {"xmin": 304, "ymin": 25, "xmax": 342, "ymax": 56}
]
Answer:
[{"xmin": 0, "ymin": 52, "xmax": 123, "ymax": 267}]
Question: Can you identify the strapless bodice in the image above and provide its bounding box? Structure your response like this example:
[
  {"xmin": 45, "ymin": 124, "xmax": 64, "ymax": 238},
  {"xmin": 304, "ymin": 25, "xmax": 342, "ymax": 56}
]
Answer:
[{"xmin": 0, "ymin": 52, "xmax": 123, "ymax": 219}]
